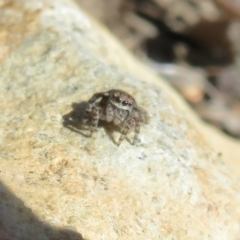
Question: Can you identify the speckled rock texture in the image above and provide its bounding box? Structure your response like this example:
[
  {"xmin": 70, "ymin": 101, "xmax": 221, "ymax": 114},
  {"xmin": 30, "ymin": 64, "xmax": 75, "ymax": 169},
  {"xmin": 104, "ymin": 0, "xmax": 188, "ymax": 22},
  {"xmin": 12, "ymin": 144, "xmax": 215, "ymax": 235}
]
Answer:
[{"xmin": 0, "ymin": 0, "xmax": 240, "ymax": 240}]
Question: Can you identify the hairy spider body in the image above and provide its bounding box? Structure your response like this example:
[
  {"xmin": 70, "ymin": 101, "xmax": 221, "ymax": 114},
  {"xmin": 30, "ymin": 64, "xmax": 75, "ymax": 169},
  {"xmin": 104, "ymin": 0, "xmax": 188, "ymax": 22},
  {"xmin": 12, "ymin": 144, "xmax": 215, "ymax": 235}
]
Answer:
[{"xmin": 82, "ymin": 89, "xmax": 147, "ymax": 145}]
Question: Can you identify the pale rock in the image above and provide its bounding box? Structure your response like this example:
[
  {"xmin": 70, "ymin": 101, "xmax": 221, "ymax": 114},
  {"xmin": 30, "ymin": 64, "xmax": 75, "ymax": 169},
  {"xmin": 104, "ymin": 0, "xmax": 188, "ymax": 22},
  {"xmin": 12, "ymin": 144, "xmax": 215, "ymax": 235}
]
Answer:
[{"xmin": 0, "ymin": 0, "xmax": 240, "ymax": 240}]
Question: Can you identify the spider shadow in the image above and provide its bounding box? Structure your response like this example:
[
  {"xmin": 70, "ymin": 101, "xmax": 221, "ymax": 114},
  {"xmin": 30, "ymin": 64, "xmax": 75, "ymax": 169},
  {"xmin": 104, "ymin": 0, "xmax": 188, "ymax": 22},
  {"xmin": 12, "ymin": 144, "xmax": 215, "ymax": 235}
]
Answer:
[
  {"xmin": 62, "ymin": 101, "xmax": 91, "ymax": 138},
  {"xmin": 62, "ymin": 102, "xmax": 130, "ymax": 145}
]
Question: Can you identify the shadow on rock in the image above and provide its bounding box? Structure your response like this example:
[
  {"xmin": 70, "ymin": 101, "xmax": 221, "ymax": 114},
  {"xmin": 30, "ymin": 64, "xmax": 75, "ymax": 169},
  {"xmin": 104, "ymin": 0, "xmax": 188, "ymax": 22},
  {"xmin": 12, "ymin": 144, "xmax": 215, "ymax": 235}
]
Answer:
[
  {"xmin": 62, "ymin": 102, "xmax": 121, "ymax": 145},
  {"xmin": 0, "ymin": 181, "xmax": 86, "ymax": 240},
  {"xmin": 62, "ymin": 102, "xmax": 90, "ymax": 137}
]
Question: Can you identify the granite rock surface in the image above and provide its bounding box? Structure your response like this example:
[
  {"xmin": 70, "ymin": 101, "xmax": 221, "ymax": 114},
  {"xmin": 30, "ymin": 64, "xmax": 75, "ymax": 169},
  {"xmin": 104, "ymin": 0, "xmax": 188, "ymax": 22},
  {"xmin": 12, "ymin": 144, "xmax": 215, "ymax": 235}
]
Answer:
[{"xmin": 0, "ymin": 0, "xmax": 240, "ymax": 240}]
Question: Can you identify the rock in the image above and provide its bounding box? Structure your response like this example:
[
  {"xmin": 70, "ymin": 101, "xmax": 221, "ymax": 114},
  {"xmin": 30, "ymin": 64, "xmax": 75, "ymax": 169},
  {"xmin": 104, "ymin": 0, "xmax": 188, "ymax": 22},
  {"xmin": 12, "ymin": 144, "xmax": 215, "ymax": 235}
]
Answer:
[{"xmin": 0, "ymin": 0, "xmax": 240, "ymax": 240}]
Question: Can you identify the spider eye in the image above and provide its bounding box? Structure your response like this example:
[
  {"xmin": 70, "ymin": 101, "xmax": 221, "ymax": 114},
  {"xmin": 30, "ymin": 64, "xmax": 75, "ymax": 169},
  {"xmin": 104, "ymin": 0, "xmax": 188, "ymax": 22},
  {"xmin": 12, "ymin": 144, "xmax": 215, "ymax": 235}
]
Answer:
[
  {"xmin": 115, "ymin": 97, "xmax": 121, "ymax": 103},
  {"xmin": 122, "ymin": 101, "xmax": 128, "ymax": 106},
  {"xmin": 128, "ymin": 102, "xmax": 132, "ymax": 106}
]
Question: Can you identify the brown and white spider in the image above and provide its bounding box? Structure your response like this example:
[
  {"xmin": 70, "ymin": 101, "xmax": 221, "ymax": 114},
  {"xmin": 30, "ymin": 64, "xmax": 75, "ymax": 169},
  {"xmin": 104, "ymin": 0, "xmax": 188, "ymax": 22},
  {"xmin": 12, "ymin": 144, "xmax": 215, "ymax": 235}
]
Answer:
[{"xmin": 82, "ymin": 89, "xmax": 148, "ymax": 145}]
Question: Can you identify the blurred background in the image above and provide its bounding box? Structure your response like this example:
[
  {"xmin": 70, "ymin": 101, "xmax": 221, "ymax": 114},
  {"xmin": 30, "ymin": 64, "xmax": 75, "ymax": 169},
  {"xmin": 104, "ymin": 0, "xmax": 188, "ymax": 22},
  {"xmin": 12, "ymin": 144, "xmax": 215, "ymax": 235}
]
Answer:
[{"xmin": 75, "ymin": 0, "xmax": 240, "ymax": 140}]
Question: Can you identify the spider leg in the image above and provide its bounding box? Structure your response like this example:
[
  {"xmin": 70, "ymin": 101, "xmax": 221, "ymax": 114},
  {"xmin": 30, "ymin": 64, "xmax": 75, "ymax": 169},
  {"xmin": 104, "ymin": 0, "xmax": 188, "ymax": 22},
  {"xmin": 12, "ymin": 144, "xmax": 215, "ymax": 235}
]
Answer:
[
  {"xmin": 89, "ymin": 105, "xmax": 100, "ymax": 136},
  {"xmin": 139, "ymin": 107, "xmax": 148, "ymax": 124},
  {"xmin": 81, "ymin": 103, "xmax": 92, "ymax": 125},
  {"xmin": 133, "ymin": 121, "xmax": 140, "ymax": 144},
  {"xmin": 88, "ymin": 92, "xmax": 109, "ymax": 103},
  {"xmin": 118, "ymin": 119, "xmax": 135, "ymax": 146}
]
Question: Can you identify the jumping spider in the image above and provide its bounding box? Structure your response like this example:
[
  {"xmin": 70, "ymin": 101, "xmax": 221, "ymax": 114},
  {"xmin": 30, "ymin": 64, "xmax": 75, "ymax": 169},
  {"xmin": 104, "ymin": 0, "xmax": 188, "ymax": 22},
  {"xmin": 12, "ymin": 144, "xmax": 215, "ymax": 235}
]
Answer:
[{"xmin": 82, "ymin": 89, "xmax": 148, "ymax": 145}]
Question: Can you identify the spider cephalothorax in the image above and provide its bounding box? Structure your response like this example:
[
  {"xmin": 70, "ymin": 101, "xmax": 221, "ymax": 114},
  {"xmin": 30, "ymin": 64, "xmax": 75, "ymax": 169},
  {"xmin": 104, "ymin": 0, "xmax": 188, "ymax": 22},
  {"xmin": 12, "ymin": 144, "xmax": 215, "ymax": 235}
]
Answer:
[{"xmin": 82, "ymin": 89, "xmax": 147, "ymax": 145}]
